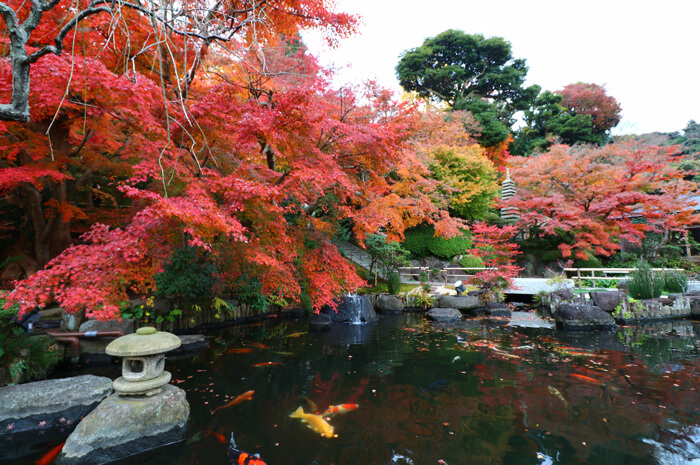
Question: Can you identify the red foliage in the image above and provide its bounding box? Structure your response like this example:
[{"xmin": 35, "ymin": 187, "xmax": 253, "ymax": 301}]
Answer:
[
  {"xmin": 556, "ymin": 82, "xmax": 622, "ymax": 133},
  {"xmin": 466, "ymin": 222, "xmax": 522, "ymax": 293},
  {"xmin": 506, "ymin": 142, "xmax": 699, "ymax": 259}
]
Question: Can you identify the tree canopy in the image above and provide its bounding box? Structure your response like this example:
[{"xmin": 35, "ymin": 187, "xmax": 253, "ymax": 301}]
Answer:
[
  {"xmin": 396, "ymin": 30, "xmax": 539, "ymax": 148},
  {"xmin": 506, "ymin": 142, "xmax": 699, "ymax": 260}
]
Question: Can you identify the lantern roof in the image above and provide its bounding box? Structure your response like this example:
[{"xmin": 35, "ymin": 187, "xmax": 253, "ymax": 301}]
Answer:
[{"xmin": 106, "ymin": 327, "xmax": 181, "ymax": 357}]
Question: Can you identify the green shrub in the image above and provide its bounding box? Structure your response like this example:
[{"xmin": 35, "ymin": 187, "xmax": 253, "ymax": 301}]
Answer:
[
  {"xmin": 402, "ymin": 225, "xmax": 434, "ymax": 258},
  {"xmin": 154, "ymin": 246, "xmax": 216, "ymax": 298},
  {"xmin": 230, "ymin": 272, "xmax": 269, "ymax": 311},
  {"xmin": 402, "ymin": 224, "xmax": 471, "ymax": 260},
  {"xmin": 663, "ymin": 271, "xmax": 687, "ymax": 294},
  {"xmin": 540, "ymin": 249, "xmax": 563, "ymax": 263},
  {"xmin": 573, "ymin": 253, "xmax": 602, "ymax": 268},
  {"xmin": 387, "ymin": 272, "xmax": 401, "ymax": 295},
  {"xmin": 627, "ymin": 261, "xmax": 664, "ymax": 299},
  {"xmin": 428, "ymin": 232, "xmax": 472, "ymax": 260},
  {"xmin": 0, "ymin": 292, "xmax": 60, "ymax": 386},
  {"xmin": 459, "ymin": 254, "xmax": 484, "ymax": 268}
]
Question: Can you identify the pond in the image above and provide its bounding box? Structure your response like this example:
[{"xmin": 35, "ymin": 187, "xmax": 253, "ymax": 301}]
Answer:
[{"xmin": 11, "ymin": 312, "xmax": 700, "ymax": 465}]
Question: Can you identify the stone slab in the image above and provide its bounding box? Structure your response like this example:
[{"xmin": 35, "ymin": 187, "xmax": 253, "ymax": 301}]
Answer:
[{"xmin": 0, "ymin": 375, "xmax": 112, "ymax": 437}]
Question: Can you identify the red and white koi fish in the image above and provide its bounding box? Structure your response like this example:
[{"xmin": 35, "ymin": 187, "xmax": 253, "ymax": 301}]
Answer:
[
  {"xmin": 322, "ymin": 403, "xmax": 359, "ymax": 418},
  {"xmin": 228, "ymin": 433, "xmax": 267, "ymax": 465}
]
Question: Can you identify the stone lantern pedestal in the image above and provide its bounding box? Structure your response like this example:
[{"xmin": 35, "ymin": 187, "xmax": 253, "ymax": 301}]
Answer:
[{"xmin": 57, "ymin": 328, "xmax": 189, "ymax": 465}]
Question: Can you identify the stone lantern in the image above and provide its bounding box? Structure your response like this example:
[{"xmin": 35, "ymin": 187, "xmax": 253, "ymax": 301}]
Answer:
[{"xmin": 106, "ymin": 327, "xmax": 181, "ymax": 396}]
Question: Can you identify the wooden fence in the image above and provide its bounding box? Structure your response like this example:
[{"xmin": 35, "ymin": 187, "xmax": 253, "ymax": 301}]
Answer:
[
  {"xmin": 397, "ymin": 266, "xmax": 491, "ymax": 286},
  {"xmin": 563, "ymin": 267, "xmax": 685, "ymax": 289}
]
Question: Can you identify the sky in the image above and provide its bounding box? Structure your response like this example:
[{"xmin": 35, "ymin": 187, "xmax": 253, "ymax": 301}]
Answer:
[{"xmin": 303, "ymin": 0, "xmax": 700, "ymax": 135}]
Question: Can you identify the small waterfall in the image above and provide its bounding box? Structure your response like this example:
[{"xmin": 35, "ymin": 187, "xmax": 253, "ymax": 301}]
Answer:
[{"xmin": 322, "ymin": 294, "xmax": 378, "ymax": 324}]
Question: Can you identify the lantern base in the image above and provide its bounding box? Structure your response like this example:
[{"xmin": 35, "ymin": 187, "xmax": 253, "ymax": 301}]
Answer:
[{"xmin": 113, "ymin": 371, "xmax": 171, "ymax": 396}]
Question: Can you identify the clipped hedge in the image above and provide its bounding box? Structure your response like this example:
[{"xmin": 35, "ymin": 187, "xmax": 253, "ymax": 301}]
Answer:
[
  {"xmin": 402, "ymin": 224, "xmax": 472, "ymax": 260},
  {"xmin": 459, "ymin": 254, "xmax": 484, "ymax": 268}
]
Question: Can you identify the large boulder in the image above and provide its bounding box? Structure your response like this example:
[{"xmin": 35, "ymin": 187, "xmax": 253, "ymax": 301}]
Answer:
[
  {"xmin": 57, "ymin": 385, "xmax": 189, "ymax": 465},
  {"xmin": 374, "ymin": 295, "xmax": 405, "ymax": 314},
  {"xmin": 484, "ymin": 301, "xmax": 511, "ymax": 317},
  {"xmin": 589, "ymin": 291, "xmax": 625, "ymax": 313},
  {"xmin": 437, "ymin": 295, "xmax": 481, "ymax": 311},
  {"xmin": 322, "ymin": 295, "xmax": 377, "ymax": 324},
  {"xmin": 427, "ymin": 308, "xmax": 462, "ymax": 323},
  {"xmin": 0, "ymin": 375, "xmax": 113, "ymax": 439},
  {"xmin": 691, "ymin": 297, "xmax": 700, "ymax": 318},
  {"xmin": 554, "ymin": 304, "xmax": 616, "ymax": 330}
]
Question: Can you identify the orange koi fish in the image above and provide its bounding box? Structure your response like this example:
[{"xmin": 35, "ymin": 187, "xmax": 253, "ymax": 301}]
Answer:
[
  {"xmin": 322, "ymin": 403, "xmax": 359, "ymax": 418},
  {"xmin": 228, "ymin": 348, "xmax": 255, "ymax": 354},
  {"xmin": 248, "ymin": 342, "xmax": 269, "ymax": 349},
  {"xmin": 205, "ymin": 430, "xmax": 227, "ymax": 444},
  {"xmin": 211, "ymin": 390, "xmax": 255, "ymax": 414},
  {"xmin": 571, "ymin": 373, "xmax": 603, "ymax": 385},
  {"xmin": 36, "ymin": 442, "xmax": 64, "ymax": 465},
  {"xmin": 253, "ymin": 362, "xmax": 282, "ymax": 367}
]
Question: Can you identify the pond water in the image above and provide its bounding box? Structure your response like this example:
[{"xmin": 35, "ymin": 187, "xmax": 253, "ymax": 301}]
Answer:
[{"xmin": 13, "ymin": 312, "xmax": 700, "ymax": 464}]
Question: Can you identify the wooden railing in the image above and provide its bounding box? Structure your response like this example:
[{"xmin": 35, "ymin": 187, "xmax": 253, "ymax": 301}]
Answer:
[
  {"xmin": 564, "ymin": 267, "xmax": 685, "ymax": 289},
  {"xmin": 397, "ymin": 266, "xmax": 490, "ymax": 285}
]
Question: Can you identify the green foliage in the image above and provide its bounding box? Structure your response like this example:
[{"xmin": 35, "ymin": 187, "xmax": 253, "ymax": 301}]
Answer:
[
  {"xmin": 0, "ymin": 292, "xmax": 60, "ymax": 386},
  {"xmin": 581, "ymin": 278, "xmax": 619, "ymax": 289},
  {"xmin": 404, "ymin": 289, "xmax": 435, "ymax": 309},
  {"xmin": 230, "ymin": 272, "xmax": 269, "ymax": 311},
  {"xmin": 453, "ymin": 99, "xmax": 512, "ymax": 147},
  {"xmin": 154, "ymin": 245, "xmax": 216, "ymax": 298},
  {"xmin": 663, "ymin": 271, "xmax": 687, "ymax": 294},
  {"xmin": 402, "ymin": 224, "xmax": 472, "ymax": 260},
  {"xmin": 119, "ymin": 297, "xmax": 183, "ymax": 325},
  {"xmin": 540, "ymin": 249, "xmax": 563, "ymax": 263},
  {"xmin": 387, "ymin": 272, "xmax": 402, "ymax": 295},
  {"xmin": 627, "ymin": 261, "xmax": 664, "ymax": 300},
  {"xmin": 573, "ymin": 253, "xmax": 602, "ymax": 268},
  {"xmin": 459, "ymin": 254, "xmax": 484, "ymax": 268},
  {"xmin": 428, "ymin": 232, "xmax": 472, "ymax": 260},
  {"xmin": 365, "ymin": 233, "xmax": 410, "ymax": 277},
  {"xmin": 396, "ymin": 29, "xmax": 539, "ymax": 147},
  {"xmin": 402, "ymin": 225, "xmax": 434, "ymax": 258},
  {"xmin": 299, "ymin": 290, "xmax": 313, "ymax": 313},
  {"xmin": 427, "ymin": 146, "xmax": 498, "ymax": 219}
]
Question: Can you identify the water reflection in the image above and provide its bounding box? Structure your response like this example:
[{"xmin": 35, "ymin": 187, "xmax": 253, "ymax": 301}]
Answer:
[{"xmin": 9, "ymin": 316, "xmax": 700, "ymax": 465}]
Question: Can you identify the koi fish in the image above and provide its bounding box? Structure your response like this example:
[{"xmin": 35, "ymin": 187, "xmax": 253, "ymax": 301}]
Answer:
[
  {"xmin": 548, "ymin": 386, "xmax": 568, "ymax": 406},
  {"xmin": 211, "ymin": 390, "xmax": 254, "ymax": 414},
  {"xmin": 35, "ymin": 442, "xmax": 64, "ymax": 465},
  {"xmin": 301, "ymin": 396, "xmax": 321, "ymax": 414},
  {"xmin": 322, "ymin": 403, "xmax": 359, "ymax": 418},
  {"xmin": 289, "ymin": 406, "xmax": 336, "ymax": 438},
  {"xmin": 228, "ymin": 348, "xmax": 255, "ymax": 354},
  {"xmin": 228, "ymin": 433, "xmax": 266, "ymax": 465},
  {"xmin": 285, "ymin": 332, "xmax": 308, "ymax": 338},
  {"xmin": 205, "ymin": 430, "xmax": 227, "ymax": 444},
  {"xmin": 571, "ymin": 373, "xmax": 603, "ymax": 385},
  {"xmin": 248, "ymin": 342, "xmax": 269, "ymax": 349},
  {"xmin": 253, "ymin": 362, "xmax": 282, "ymax": 367}
]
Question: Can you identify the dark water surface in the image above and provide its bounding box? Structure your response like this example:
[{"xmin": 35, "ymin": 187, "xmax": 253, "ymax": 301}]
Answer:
[{"xmin": 16, "ymin": 312, "xmax": 700, "ymax": 464}]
